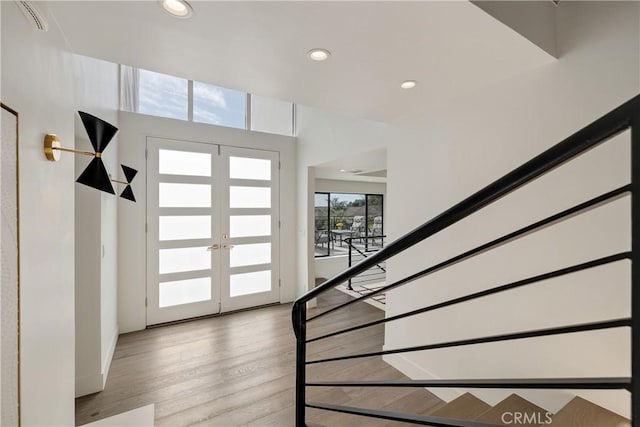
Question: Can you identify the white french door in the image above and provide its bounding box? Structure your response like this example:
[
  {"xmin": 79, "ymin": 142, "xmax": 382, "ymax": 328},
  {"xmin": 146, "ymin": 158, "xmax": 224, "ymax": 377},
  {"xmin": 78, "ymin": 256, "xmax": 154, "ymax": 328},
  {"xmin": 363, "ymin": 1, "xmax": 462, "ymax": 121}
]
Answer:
[{"xmin": 146, "ymin": 137, "xmax": 280, "ymax": 325}]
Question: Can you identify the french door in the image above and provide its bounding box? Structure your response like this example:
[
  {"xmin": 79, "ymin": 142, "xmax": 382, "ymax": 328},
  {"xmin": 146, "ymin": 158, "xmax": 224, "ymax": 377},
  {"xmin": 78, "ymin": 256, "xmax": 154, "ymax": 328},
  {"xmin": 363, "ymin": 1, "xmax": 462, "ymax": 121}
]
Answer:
[{"xmin": 146, "ymin": 137, "xmax": 280, "ymax": 325}]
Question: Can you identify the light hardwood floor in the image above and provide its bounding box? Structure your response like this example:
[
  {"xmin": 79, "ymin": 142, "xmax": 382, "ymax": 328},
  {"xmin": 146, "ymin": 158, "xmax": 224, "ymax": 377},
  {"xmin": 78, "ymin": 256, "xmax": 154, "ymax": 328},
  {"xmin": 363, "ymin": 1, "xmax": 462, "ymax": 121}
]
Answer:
[{"xmin": 76, "ymin": 289, "xmax": 441, "ymax": 426}]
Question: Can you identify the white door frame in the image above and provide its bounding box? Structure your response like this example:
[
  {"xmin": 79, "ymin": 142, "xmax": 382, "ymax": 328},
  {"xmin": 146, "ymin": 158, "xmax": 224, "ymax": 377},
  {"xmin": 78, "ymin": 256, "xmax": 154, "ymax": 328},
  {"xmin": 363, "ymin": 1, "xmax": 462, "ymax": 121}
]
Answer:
[{"xmin": 146, "ymin": 137, "xmax": 280, "ymax": 325}]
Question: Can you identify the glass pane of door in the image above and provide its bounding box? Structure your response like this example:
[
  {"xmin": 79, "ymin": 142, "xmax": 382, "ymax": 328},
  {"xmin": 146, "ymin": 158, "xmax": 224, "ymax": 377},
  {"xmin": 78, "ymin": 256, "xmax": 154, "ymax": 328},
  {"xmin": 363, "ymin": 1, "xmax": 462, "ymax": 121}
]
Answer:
[
  {"xmin": 159, "ymin": 246, "xmax": 211, "ymax": 274},
  {"xmin": 159, "ymin": 149, "xmax": 211, "ymax": 176},
  {"xmin": 229, "ymin": 156, "xmax": 271, "ymax": 180},
  {"xmin": 159, "ymin": 216, "xmax": 211, "ymax": 241},
  {"xmin": 230, "ymin": 243, "xmax": 271, "ymax": 268},
  {"xmin": 229, "ymin": 215, "xmax": 271, "ymax": 237},
  {"xmin": 159, "ymin": 277, "xmax": 212, "ymax": 308},
  {"xmin": 230, "ymin": 271, "xmax": 271, "ymax": 297},
  {"xmin": 159, "ymin": 183, "xmax": 211, "ymax": 208}
]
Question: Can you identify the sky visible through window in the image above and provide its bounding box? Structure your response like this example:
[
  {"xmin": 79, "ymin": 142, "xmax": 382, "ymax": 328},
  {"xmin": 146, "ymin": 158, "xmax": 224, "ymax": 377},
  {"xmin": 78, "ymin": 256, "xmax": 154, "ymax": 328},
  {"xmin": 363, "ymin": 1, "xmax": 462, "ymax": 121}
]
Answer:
[
  {"xmin": 136, "ymin": 69, "xmax": 246, "ymax": 129},
  {"xmin": 138, "ymin": 69, "xmax": 188, "ymax": 120},
  {"xmin": 193, "ymin": 82, "xmax": 246, "ymax": 129}
]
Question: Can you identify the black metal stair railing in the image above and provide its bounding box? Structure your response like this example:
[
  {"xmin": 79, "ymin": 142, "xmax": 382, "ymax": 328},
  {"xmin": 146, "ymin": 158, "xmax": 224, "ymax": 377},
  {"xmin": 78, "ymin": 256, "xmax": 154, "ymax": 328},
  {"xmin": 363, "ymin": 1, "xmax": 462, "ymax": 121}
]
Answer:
[
  {"xmin": 292, "ymin": 94, "xmax": 640, "ymax": 427},
  {"xmin": 345, "ymin": 235, "xmax": 386, "ymax": 291}
]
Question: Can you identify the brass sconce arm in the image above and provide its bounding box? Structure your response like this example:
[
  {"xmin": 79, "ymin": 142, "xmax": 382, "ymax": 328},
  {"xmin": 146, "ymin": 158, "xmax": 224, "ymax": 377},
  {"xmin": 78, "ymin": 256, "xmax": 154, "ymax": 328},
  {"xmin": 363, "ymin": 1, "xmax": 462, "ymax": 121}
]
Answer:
[
  {"xmin": 44, "ymin": 134, "xmax": 100, "ymax": 161},
  {"xmin": 53, "ymin": 146, "xmax": 98, "ymax": 157}
]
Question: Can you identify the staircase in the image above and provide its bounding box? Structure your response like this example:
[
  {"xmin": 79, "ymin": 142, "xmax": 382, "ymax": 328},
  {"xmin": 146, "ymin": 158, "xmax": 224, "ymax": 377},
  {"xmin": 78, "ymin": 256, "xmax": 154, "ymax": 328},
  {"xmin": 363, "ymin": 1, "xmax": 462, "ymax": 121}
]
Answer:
[
  {"xmin": 303, "ymin": 289, "xmax": 631, "ymax": 427},
  {"xmin": 310, "ymin": 391, "xmax": 630, "ymax": 426},
  {"xmin": 295, "ymin": 95, "xmax": 640, "ymax": 427}
]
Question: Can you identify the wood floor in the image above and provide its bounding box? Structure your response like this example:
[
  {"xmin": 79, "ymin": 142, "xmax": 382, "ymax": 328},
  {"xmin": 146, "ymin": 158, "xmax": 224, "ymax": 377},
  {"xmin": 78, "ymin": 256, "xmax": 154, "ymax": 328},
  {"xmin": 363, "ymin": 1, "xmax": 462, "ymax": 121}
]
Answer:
[{"xmin": 75, "ymin": 289, "xmax": 441, "ymax": 426}]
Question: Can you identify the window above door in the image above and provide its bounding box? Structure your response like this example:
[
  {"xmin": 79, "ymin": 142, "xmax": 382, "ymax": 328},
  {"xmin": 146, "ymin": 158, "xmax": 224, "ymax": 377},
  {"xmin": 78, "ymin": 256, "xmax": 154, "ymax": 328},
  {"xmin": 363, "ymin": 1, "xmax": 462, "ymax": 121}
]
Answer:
[{"xmin": 120, "ymin": 65, "xmax": 295, "ymax": 136}]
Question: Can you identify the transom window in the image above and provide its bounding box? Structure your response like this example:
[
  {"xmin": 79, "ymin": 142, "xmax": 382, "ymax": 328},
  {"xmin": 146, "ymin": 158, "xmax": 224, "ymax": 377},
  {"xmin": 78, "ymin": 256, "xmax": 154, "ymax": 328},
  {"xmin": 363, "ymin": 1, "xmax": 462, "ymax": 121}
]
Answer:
[{"xmin": 120, "ymin": 65, "xmax": 294, "ymax": 136}]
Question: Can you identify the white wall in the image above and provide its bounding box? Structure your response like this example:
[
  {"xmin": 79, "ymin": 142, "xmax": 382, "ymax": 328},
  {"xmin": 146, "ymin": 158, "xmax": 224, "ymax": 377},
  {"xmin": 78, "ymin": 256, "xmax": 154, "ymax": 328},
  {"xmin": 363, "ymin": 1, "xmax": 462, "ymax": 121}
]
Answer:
[
  {"xmin": 314, "ymin": 179, "xmax": 387, "ymax": 280},
  {"xmin": 117, "ymin": 112, "xmax": 297, "ymax": 333},
  {"xmin": 73, "ymin": 55, "xmax": 119, "ymax": 397},
  {"xmin": 472, "ymin": 1, "xmax": 557, "ymax": 58},
  {"xmin": 385, "ymin": 1, "xmax": 639, "ymax": 417},
  {"xmin": 315, "ymin": 178, "xmax": 386, "ymax": 197},
  {"xmin": 1, "ymin": 2, "xmax": 77, "ymax": 425},
  {"xmin": 295, "ymin": 106, "xmax": 403, "ymax": 298}
]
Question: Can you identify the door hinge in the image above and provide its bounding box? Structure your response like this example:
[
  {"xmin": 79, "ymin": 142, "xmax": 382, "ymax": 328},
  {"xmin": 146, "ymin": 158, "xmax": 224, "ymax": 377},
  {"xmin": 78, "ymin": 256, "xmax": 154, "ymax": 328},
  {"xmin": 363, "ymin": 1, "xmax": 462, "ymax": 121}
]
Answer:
[
  {"xmin": 145, "ymin": 297, "xmax": 148, "ymax": 307},
  {"xmin": 278, "ymin": 161, "xmax": 281, "ymax": 170},
  {"xmin": 145, "ymin": 148, "xmax": 148, "ymax": 159},
  {"xmin": 278, "ymin": 220, "xmax": 281, "ymax": 229},
  {"xmin": 145, "ymin": 222, "xmax": 148, "ymax": 233},
  {"xmin": 279, "ymin": 279, "xmax": 282, "ymax": 288}
]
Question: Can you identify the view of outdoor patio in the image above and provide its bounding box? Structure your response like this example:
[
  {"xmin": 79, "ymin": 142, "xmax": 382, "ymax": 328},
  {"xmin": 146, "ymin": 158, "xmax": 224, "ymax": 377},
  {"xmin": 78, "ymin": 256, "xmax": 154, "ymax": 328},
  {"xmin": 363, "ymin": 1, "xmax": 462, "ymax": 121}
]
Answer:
[{"xmin": 314, "ymin": 192, "xmax": 384, "ymax": 257}]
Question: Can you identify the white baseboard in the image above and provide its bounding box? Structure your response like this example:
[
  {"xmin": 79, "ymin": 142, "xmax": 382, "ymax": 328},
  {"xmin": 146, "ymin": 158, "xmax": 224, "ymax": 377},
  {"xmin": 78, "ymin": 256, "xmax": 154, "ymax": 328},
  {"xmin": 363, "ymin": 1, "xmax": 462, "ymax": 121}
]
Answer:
[
  {"xmin": 102, "ymin": 326, "xmax": 119, "ymax": 388},
  {"xmin": 76, "ymin": 326, "xmax": 119, "ymax": 397},
  {"xmin": 382, "ymin": 348, "xmax": 630, "ymax": 419},
  {"xmin": 75, "ymin": 373, "xmax": 104, "ymax": 398},
  {"xmin": 382, "ymin": 347, "xmax": 462, "ymax": 402}
]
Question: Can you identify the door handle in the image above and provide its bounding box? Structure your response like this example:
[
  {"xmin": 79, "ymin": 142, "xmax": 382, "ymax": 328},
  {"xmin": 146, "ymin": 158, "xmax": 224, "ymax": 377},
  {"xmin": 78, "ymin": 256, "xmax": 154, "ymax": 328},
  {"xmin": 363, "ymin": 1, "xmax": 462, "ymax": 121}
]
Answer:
[
  {"xmin": 223, "ymin": 244, "xmax": 234, "ymax": 250},
  {"xmin": 207, "ymin": 244, "xmax": 220, "ymax": 251}
]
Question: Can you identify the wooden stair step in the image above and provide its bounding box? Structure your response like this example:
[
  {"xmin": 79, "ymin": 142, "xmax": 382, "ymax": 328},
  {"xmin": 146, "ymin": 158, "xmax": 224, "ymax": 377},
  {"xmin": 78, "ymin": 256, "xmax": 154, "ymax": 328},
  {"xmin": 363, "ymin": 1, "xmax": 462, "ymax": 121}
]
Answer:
[
  {"xmin": 429, "ymin": 392, "xmax": 492, "ymax": 421},
  {"xmin": 380, "ymin": 389, "xmax": 447, "ymax": 427},
  {"xmin": 549, "ymin": 396, "xmax": 630, "ymax": 427},
  {"xmin": 474, "ymin": 393, "xmax": 550, "ymax": 426},
  {"xmin": 308, "ymin": 380, "xmax": 444, "ymax": 426}
]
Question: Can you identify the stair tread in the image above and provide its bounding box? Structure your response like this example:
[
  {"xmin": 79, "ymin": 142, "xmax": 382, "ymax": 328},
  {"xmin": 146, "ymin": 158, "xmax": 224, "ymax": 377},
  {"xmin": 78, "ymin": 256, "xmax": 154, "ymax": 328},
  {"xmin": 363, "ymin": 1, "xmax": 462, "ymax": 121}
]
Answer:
[
  {"xmin": 550, "ymin": 396, "xmax": 630, "ymax": 427},
  {"xmin": 475, "ymin": 393, "xmax": 549, "ymax": 426},
  {"xmin": 430, "ymin": 392, "xmax": 492, "ymax": 421}
]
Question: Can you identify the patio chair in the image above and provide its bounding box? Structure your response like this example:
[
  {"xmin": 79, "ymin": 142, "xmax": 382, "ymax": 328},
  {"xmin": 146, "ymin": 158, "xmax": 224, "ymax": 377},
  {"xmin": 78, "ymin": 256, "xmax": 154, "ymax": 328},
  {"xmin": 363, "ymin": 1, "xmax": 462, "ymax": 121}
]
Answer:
[
  {"xmin": 350, "ymin": 216, "xmax": 366, "ymax": 242},
  {"xmin": 315, "ymin": 230, "xmax": 330, "ymax": 248},
  {"xmin": 371, "ymin": 216, "xmax": 383, "ymax": 246}
]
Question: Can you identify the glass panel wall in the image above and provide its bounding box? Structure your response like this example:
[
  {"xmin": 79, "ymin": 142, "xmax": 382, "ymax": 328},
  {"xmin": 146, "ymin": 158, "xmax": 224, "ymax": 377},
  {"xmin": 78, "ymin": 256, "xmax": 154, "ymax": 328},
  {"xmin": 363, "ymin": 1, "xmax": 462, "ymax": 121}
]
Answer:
[{"xmin": 314, "ymin": 192, "xmax": 384, "ymax": 257}]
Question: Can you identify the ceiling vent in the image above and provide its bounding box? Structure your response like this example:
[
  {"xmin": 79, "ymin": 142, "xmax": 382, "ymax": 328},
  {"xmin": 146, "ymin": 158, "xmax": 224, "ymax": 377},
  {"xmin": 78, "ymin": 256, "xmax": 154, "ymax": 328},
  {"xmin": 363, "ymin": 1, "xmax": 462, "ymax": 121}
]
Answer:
[{"xmin": 16, "ymin": 1, "xmax": 49, "ymax": 31}]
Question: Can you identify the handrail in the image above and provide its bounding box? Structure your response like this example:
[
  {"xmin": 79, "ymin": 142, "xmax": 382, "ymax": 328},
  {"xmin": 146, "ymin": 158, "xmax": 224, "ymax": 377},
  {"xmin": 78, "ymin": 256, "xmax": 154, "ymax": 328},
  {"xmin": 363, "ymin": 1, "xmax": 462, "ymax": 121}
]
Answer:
[
  {"xmin": 345, "ymin": 235, "xmax": 386, "ymax": 268},
  {"xmin": 292, "ymin": 94, "xmax": 640, "ymax": 427},
  {"xmin": 293, "ymin": 95, "xmax": 639, "ymax": 316}
]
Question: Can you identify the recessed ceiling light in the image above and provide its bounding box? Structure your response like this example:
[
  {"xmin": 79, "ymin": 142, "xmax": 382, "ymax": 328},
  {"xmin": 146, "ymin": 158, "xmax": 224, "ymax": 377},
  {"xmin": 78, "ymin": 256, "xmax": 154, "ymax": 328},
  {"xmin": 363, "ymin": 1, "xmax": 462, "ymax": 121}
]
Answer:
[
  {"xmin": 160, "ymin": 0, "xmax": 193, "ymax": 18},
  {"xmin": 339, "ymin": 169, "xmax": 346, "ymax": 172},
  {"xmin": 307, "ymin": 48, "xmax": 331, "ymax": 62},
  {"xmin": 400, "ymin": 80, "xmax": 417, "ymax": 89}
]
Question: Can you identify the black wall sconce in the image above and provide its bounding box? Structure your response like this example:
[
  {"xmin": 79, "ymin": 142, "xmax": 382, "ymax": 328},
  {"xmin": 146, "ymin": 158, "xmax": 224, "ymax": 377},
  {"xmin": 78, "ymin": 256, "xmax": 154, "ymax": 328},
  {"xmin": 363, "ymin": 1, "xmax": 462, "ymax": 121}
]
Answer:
[
  {"xmin": 44, "ymin": 111, "xmax": 138, "ymax": 202},
  {"xmin": 110, "ymin": 165, "xmax": 138, "ymax": 202}
]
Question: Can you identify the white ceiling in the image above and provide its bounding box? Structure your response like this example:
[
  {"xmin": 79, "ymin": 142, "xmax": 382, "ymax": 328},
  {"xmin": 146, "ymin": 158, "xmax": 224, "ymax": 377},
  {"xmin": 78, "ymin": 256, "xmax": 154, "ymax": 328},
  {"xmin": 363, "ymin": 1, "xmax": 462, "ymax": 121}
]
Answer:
[
  {"xmin": 314, "ymin": 148, "xmax": 387, "ymax": 183},
  {"xmin": 47, "ymin": 1, "xmax": 554, "ymax": 125}
]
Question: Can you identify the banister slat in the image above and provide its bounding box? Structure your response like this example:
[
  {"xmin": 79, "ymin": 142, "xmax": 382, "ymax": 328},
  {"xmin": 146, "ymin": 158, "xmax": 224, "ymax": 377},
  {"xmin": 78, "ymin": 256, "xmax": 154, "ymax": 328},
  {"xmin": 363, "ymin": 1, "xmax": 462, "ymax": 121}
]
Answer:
[
  {"xmin": 306, "ymin": 377, "xmax": 631, "ymax": 390},
  {"xmin": 307, "ymin": 318, "xmax": 631, "ymax": 365},
  {"xmin": 306, "ymin": 402, "xmax": 505, "ymax": 427},
  {"xmin": 306, "ymin": 252, "xmax": 631, "ymax": 343}
]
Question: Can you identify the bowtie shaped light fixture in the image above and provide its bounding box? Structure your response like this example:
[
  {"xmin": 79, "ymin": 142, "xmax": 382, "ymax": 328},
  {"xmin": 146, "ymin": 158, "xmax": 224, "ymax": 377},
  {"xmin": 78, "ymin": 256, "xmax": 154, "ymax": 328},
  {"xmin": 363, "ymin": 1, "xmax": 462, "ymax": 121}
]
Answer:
[
  {"xmin": 110, "ymin": 165, "xmax": 138, "ymax": 202},
  {"xmin": 44, "ymin": 111, "xmax": 137, "ymax": 202}
]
